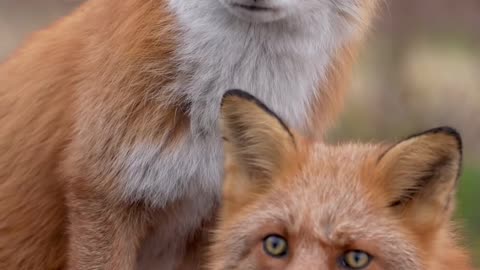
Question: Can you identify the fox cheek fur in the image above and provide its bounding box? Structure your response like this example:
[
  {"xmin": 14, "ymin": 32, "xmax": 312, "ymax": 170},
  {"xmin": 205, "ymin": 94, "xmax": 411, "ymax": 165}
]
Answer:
[{"xmin": 0, "ymin": 0, "xmax": 379, "ymax": 269}]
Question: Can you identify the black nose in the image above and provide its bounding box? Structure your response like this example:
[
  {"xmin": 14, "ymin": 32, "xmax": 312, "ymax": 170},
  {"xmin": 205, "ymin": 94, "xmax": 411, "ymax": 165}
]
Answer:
[
  {"xmin": 246, "ymin": 0, "xmax": 270, "ymax": 6},
  {"xmin": 250, "ymin": 0, "xmax": 266, "ymax": 4}
]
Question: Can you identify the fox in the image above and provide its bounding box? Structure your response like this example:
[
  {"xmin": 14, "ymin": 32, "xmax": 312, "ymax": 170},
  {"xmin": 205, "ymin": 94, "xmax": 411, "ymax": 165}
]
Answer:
[
  {"xmin": 0, "ymin": 0, "xmax": 379, "ymax": 269},
  {"xmin": 211, "ymin": 89, "xmax": 474, "ymax": 270}
]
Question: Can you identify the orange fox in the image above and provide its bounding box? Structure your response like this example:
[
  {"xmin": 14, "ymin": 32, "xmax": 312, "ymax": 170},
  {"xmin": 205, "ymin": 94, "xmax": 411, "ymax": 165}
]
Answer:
[
  {"xmin": 0, "ymin": 0, "xmax": 379, "ymax": 269},
  {"xmin": 211, "ymin": 90, "xmax": 474, "ymax": 270}
]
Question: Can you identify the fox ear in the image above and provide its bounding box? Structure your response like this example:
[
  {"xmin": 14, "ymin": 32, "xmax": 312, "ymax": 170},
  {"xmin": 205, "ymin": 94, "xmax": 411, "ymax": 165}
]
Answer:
[
  {"xmin": 220, "ymin": 90, "xmax": 296, "ymax": 208},
  {"xmin": 376, "ymin": 127, "xmax": 462, "ymax": 230}
]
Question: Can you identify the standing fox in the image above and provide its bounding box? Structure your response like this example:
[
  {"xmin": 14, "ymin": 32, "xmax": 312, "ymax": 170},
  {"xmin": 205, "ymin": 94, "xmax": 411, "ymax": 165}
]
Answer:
[
  {"xmin": 212, "ymin": 90, "xmax": 474, "ymax": 270},
  {"xmin": 0, "ymin": 0, "xmax": 379, "ymax": 269}
]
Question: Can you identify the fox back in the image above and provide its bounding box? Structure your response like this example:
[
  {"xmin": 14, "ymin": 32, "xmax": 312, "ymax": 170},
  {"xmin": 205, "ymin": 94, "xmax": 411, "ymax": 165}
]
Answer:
[{"xmin": 211, "ymin": 90, "xmax": 474, "ymax": 270}]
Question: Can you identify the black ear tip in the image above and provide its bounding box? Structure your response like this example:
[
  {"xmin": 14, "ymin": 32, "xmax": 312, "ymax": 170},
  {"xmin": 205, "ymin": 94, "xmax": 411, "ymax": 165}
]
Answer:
[
  {"xmin": 221, "ymin": 89, "xmax": 260, "ymax": 106},
  {"xmin": 434, "ymin": 126, "xmax": 462, "ymax": 152},
  {"xmin": 408, "ymin": 126, "xmax": 463, "ymax": 152},
  {"xmin": 219, "ymin": 89, "xmax": 294, "ymax": 142},
  {"xmin": 220, "ymin": 89, "xmax": 276, "ymax": 121},
  {"xmin": 428, "ymin": 126, "xmax": 461, "ymax": 146},
  {"xmin": 431, "ymin": 126, "xmax": 461, "ymax": 139}
]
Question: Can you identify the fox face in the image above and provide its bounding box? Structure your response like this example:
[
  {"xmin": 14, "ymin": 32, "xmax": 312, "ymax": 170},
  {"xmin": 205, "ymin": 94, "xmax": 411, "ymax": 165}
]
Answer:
[{"xmin": 210, "ymin": 90, "xmax": 471, "ymax": 270}]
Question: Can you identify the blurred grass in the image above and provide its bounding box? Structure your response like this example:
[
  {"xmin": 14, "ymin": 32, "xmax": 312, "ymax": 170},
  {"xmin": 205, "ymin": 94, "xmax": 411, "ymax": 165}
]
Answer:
[{"xmin": 457, "ymin": 165, "xmax": 480, "ymax": 266}]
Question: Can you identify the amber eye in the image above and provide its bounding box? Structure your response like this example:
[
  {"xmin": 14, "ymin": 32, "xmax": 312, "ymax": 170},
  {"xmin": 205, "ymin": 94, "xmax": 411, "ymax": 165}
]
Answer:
[
  {"xmin": 340, "ymin": 250, "xmax": 372, "ymax": 269},
  {"xmin": 263, "ymin": 235, "xmax": 288, "ymax": 258}
]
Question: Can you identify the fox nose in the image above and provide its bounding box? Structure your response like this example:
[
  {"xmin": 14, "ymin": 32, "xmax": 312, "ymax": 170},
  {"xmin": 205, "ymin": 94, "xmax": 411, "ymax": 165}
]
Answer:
[
  {"xmin": 235, "ymin": 0, "xmax": 274, "ymax": 6},
  {"xmin": 225, "ymin": 0, "xmax": 290, "ymax": 22}
]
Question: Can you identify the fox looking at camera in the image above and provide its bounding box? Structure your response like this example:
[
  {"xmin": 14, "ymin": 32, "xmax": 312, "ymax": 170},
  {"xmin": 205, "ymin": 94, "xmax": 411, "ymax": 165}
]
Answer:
[
  {"xmin": 212, "ymin": 90, "xmax": 474, "ymax": 270},
  {"xmin": 0, "ymin": 0, "xmax": 379, "ymax": 269}
]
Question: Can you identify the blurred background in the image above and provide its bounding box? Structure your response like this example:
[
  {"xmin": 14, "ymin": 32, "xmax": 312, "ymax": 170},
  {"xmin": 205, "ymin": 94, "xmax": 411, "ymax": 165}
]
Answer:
[{"xmin": 0, "ymin": 0, "xmax": 479, "ymax": 265}]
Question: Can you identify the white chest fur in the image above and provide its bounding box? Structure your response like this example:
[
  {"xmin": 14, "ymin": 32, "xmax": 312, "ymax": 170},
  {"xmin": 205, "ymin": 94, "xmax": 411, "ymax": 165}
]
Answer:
[
  {"xmin": 170, "ymin": 1, "xmax": 354, "ymax": 136},
  {"xmin": 123, "ymin": 0, "xmax": 360, "ymax": 210}
]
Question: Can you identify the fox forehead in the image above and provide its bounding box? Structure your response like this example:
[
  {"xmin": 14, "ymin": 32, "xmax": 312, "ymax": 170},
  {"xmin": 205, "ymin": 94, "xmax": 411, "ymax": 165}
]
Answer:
[
  {"xmin": 285, "ymin": 143, "xmax": 386, "ymax": 214},
  {"xmin": 241, "ymin": 143, "xmax": 414, "ymax": 246}
]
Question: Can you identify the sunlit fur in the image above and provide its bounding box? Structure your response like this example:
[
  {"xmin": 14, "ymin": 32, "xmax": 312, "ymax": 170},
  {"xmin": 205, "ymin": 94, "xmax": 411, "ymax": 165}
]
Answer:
[
  {"xmin": 211, "ymin": 91, "xmax": 473, "ymax": 270},
  {"xmin": 0, "ymin": 0, "xmax": 378, "ymax": 269}
]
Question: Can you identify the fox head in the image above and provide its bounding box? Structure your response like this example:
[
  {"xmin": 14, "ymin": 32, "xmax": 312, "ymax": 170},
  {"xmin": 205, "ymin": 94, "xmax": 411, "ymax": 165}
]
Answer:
[{"xmin": 210, "ymin": 89, "xmax": 471, "ymax": 270}]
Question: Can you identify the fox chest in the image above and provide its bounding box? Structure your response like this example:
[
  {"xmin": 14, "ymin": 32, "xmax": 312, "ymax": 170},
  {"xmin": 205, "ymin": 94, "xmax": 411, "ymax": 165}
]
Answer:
[
  {"xmin": 121, "ymin": 40, "xmax": 330, "ymax": 206},
  {"xmin": 180, "ymin": 38, "xmax": 329, "ymax": 138}
]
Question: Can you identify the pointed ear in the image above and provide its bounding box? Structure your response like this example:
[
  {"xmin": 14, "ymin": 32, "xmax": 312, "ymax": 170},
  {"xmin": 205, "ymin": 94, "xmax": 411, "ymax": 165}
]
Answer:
[
  {"xmin": 377, "ymin": 127, "xmax": 462, "ymax": 229},
  {"xmin": 220, "ymin": 89, "xmax": 297, "ymax": 208}
]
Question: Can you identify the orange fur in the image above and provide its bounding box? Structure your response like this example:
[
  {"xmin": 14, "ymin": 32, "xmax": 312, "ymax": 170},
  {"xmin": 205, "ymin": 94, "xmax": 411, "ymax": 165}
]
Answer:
[
  {"xmin": 0, "ymin": 0, "xmax": 375, "ymax": 269},
  {"xmin": 306, "ymin": 41, "xmax": 358, "ymax": 139},
  {"xmin": 211, "ymin": 92, "xmax": 473, "ymax": 270},
  {"xmin": 307, "ymin": 0, "xmax": 378, "ymax": 139},
  {"xmin": 0, "ymin": 0, "xmax": 180, "ymax": 269}
]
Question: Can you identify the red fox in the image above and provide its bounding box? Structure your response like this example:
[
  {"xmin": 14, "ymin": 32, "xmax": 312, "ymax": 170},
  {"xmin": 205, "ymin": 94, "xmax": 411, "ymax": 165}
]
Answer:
[
  {"xmin": 0, "ymin": 0, "xmax": 378, "ymax": 269},
  {"xmin": 212, "ymin": 90, "xmax": 474, "ymax": 270}
]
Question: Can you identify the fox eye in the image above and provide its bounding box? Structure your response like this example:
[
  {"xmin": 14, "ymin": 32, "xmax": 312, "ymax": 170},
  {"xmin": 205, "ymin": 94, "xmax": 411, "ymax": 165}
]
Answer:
[
  {"xmin": 340, "ymin": 250, "xmax": 372, "ymax": 269},
  {"xmin": 263, "ymin": 234, "xmax": 288, "ymax": 258}
]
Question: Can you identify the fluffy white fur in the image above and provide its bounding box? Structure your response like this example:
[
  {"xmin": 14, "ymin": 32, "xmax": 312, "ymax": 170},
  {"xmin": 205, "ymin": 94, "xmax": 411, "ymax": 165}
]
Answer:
[{"xmin": 123, "ymin": 0, "xmax": 366, "ymax": 206}]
